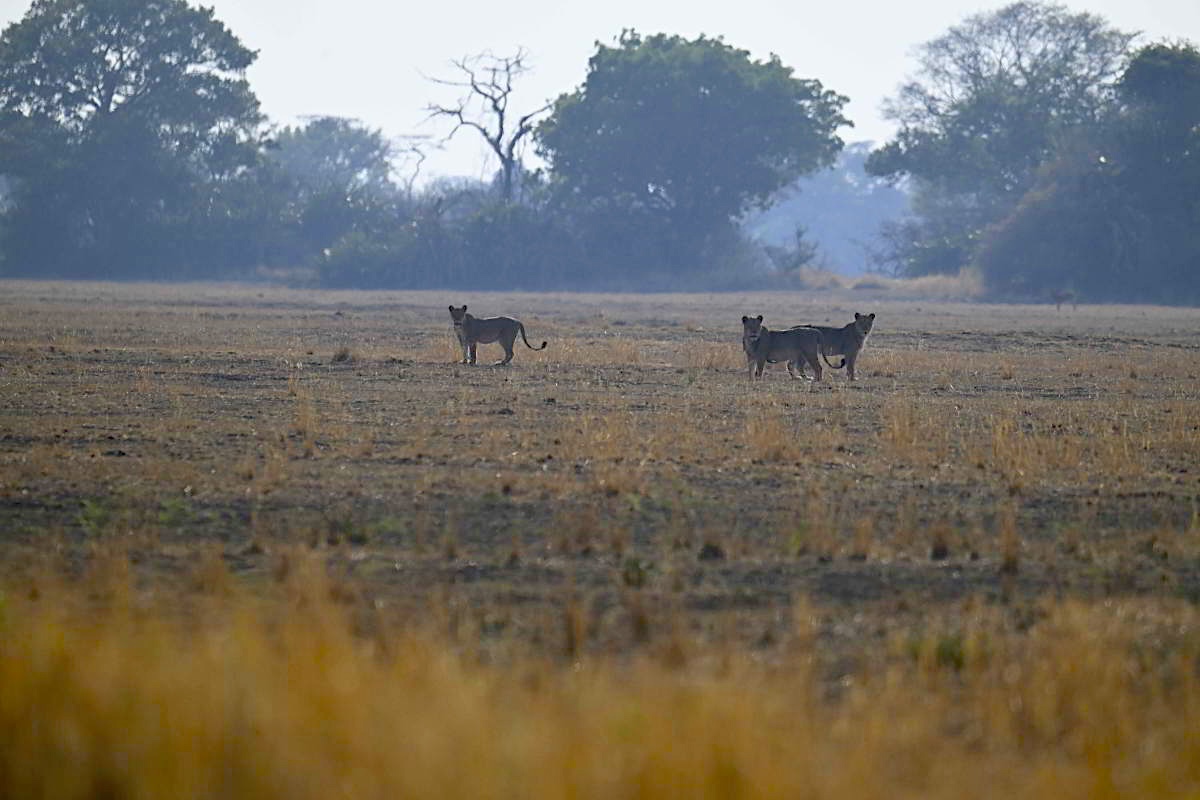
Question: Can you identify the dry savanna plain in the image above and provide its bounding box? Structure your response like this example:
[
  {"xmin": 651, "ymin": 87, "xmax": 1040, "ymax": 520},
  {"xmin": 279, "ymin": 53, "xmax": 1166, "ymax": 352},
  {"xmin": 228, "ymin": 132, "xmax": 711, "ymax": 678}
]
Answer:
[{"xmin": 1, "ymin": 280, "xmax": 1199, "ymax": 798}]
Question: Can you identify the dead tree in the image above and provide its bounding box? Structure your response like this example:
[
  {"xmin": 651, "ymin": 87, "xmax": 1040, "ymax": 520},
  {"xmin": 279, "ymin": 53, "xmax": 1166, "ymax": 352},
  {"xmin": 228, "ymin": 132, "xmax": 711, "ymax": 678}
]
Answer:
[
  {"xmin": 425, "ymin": 49, "xmax": 550, "ymax": 202},
  {"xmin": 392, "ymin": 134, "xmax": 432, "ymax": 199}
]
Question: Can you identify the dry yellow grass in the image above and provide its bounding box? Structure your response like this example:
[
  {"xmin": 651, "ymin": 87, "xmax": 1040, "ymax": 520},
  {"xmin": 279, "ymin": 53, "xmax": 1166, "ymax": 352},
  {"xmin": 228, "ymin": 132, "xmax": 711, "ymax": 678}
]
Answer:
[
  {"xmin": 765, "ymin": 266, "xmax": 986, "ymax": 300},
  {"xmin": 0, "ymin": 562, "xmax": 1198, "ymax": 799},
  {"xmin": 683, "ymin": 341, "xmax": 745, "ymax": 371}
]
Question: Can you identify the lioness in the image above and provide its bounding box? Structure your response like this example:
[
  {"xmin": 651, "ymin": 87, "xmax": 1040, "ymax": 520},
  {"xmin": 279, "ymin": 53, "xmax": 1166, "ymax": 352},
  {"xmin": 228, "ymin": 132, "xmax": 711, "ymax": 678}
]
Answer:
[
  {"xmin": 798, "ymin": 312, "xmax": 875, "ymax": 381},
  {"xmin": 742, "ymin": 315, "xmax": 823, "ymax": 380},
  {"xmin": 448, "ymin": 305, "xmax": 547, "ymax": 365}
]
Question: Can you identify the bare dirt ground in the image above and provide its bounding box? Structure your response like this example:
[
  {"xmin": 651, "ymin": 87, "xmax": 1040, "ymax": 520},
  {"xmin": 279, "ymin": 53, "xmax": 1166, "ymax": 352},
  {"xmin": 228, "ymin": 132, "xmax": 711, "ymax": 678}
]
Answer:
[{"xmin": 2, "ymin": 281, "xmax": 1198, "ymax": 666}]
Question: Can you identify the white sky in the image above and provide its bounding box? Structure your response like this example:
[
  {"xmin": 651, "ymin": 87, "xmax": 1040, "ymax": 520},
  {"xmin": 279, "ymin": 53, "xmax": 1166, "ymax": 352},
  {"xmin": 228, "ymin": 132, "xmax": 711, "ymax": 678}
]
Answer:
[{"xmin": 2, "ymin": 0, "xmax": 1198, "ymax": 183}]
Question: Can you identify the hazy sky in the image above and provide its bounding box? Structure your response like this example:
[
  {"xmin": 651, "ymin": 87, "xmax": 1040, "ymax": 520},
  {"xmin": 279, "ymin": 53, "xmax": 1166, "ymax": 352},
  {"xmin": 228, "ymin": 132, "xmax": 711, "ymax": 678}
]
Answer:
[{"xmin": 2, "ymin": 0, "xmax": 1198, "ymax": 183}]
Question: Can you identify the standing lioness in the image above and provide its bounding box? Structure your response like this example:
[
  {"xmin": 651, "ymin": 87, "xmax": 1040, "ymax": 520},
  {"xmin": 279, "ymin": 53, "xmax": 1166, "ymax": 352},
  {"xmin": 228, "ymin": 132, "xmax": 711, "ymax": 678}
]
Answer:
[
  {"xmin": 448, "ymin": 305, "xmax": 547, "ymax": 365},
  {"xmin": 742, "ymin": 315, "xmax": 823, "ymax": 380},
  {"xmin": 798, "ymin": 312, "xmax": 875, "ymax": 381}
]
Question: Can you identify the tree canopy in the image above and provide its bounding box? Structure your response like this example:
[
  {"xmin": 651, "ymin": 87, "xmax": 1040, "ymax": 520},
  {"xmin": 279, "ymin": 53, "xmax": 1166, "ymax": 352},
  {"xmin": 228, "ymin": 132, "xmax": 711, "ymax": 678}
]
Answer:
[
  {"xmin": 272, "ymin": 117, "xmax": 396, "ymax": 199},
  {"xmin": 867, "ymin": 1, "xmax": 1134, "ymax": 276},
  {"xmin": 536, "ymin": 31, "xmax": 849, "ymax": 273},
  {"xmin": 264, "ymin": 116, "xmax": 403, "ymax": 261},
  {"xmin": 977, "ymin": 42, "xmax": 1200, "ymax": 302},
  {"xmin": 0, "ymin": 0, "xmax": 262, "ymax": 276}
]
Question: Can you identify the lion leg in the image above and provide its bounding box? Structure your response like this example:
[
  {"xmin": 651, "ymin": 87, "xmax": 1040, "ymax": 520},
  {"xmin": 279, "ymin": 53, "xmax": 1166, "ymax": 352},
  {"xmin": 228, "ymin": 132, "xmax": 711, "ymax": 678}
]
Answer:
[
  {"xmin": 496, "ymin": 332, "xmax": 516, "ymax": 366},
  {"xmin": 808, "ymin": 353, "xmax": 823, "ymax": 382},
  {"xmin": 468, "ymin": 342, "xmax": 478, "ymax": 365},
  {"xmin": 846, "ymin": 353, "xmax": 856, "ymax": 381},
  {"xmin": 754, "ymin": 357, "xmax": 768, "ymax": 378}
]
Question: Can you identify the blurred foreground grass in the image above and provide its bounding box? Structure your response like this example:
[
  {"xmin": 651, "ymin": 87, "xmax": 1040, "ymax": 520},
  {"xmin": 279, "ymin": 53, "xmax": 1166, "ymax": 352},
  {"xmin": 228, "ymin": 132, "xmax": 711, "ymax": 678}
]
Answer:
[{"xmin": 1, "ymin": 551, "xmax": 1197, "ymax": 800}]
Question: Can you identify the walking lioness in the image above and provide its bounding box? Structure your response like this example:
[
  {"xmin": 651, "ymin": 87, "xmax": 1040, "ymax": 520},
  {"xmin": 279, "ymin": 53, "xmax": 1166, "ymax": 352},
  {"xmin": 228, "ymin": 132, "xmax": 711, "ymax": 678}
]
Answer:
[
  {"xmin": 742, "ymin": 315, "xmax": 823, "ymax": 380},
  {"xmin": 448, "ymin": 305, "xmax": 547, "ymax": 365},
  {"xmin": 798, "ymin": 312, "xmax": 875, "ymax": 381}
]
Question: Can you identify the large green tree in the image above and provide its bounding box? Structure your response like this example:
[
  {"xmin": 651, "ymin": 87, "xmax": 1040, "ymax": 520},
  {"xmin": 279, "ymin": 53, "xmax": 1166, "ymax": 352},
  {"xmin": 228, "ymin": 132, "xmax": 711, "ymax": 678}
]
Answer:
[
  {"xmin": 536, "ymin": 31, "xmax": 848, "ymax": 275},
  {"xmin": 977, "ymin": 43, "xmax": 1200, "ymax": 302},
  {"xmin": 0, "ymin": 0, "xmax": 262, "ymax": 277},
  {"xmin": 272, "ymin": 117, "xmax": 396, "ymax": 199},
  {"xmin": 867, "ymin": 1, "xmax": 1134, "ymax": 276},
  {"xmin": 268, "ymin": 116, "xmax": 402, "ymax": 257}
]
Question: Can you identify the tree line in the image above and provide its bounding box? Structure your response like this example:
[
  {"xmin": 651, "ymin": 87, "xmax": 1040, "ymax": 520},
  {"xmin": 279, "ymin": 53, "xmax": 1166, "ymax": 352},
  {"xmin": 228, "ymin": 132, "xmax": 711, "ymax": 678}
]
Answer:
[
  {"xmin": 866, "ymin": 2, "xmax": 1200, "ymax": 303},
  {"xmin": 0, "ymin": 0, "xmax": 1196, "ymax": 302}
]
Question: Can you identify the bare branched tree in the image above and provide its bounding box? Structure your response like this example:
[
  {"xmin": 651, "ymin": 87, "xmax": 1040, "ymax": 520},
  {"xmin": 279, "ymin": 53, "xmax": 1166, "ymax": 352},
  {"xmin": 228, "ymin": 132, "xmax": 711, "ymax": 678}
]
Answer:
[
  {"xmin": 391, "ymin": 134, "xmax": 433, "ymax": 199},
  {"xmin": 425, "ymin": 48, "xmax": 551, "ymax": 202}
]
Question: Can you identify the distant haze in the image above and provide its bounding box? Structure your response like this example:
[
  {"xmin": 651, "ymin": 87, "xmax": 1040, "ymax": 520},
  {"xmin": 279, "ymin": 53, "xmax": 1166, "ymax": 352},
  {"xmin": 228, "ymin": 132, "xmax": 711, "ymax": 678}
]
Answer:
[{"xmin": 1, "ymin": 0, "xmax": 1197, "ymax": 182}]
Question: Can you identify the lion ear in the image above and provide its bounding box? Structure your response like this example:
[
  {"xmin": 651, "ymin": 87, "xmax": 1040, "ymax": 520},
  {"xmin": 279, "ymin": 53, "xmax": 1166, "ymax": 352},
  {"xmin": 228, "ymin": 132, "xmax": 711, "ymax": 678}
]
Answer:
[
  {"xmin": 855, "ymin": 312, "xmax": 861, "ymax": 320},
  {"xmin": 449, "ymin": 305, "xmax": 455, "ymax": 312},
  {"xmin": 742, "ymin": 316, "xmax": 749, "ymax": 323},
  {"xmin": 462, "ymin": 304, "xmax": 468, "ymax": 312},
  {"xmin": 868, "ymin": 313, "xmax": 875, "ymax": 320},
  {"xmin": 756, "ymin": 315, "xmax": 763, "ymax": 322}
]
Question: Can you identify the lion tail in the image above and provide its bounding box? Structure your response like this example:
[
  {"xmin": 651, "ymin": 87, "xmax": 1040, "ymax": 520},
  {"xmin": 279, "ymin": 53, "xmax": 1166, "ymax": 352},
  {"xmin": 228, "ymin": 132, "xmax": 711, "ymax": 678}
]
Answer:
[
  {"xmin": 519, "ymin": 323, "xmax": 548, "ymax": 351},
  {"xmin": 810, "ymin": 330, "xmax": 845, "ymax": 369},
  {"xmin": 821, "ymin": 353, "xmax": 846, "ymax": 370}
]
